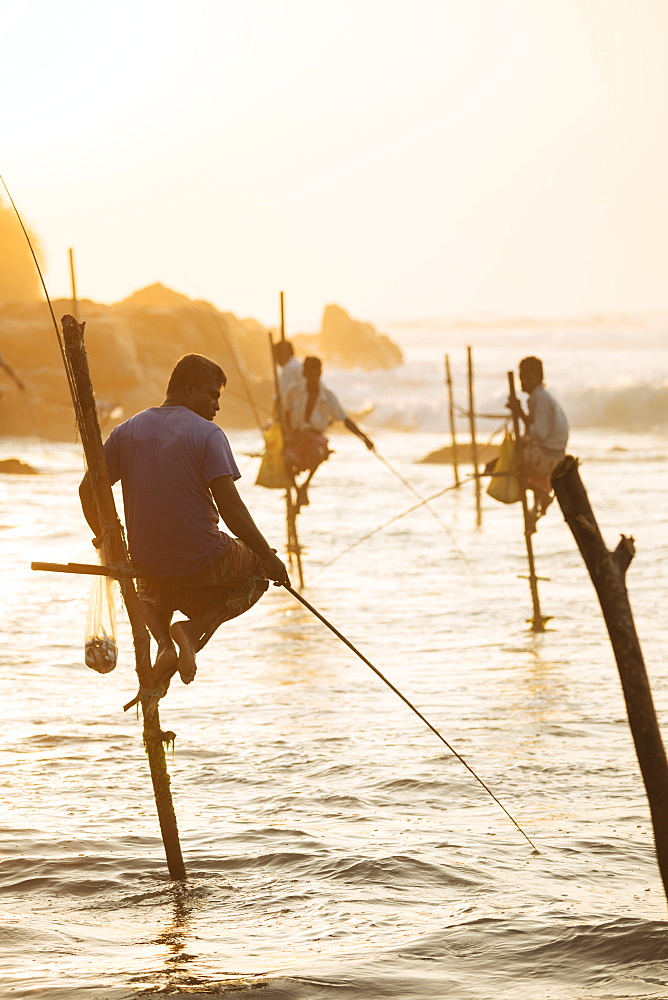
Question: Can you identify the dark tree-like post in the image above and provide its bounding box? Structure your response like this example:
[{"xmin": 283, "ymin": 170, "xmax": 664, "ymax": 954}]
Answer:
[
  {"xmin": 62, "ymin": 314, "xmax": 186, "ymax": 881},
  {"xmin": 553, "ymin": 455, "xmax": 668, "ymax": 902}
]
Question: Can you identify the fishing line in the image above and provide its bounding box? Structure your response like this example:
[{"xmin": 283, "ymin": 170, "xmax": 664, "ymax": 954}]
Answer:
[
  {"xmin": 1, "ymin": 177, "xmax": 106, "ymax": 511},
  {"xmin": 283, "ymin": 582, "xmax": 538, "ymax": 852},
  {"xmin": 455, "ymin": 403, "xmax": 507, "ymax": 421},
  {"xmin": 0, "ymin": 177, "xmax": 62, "ymax": 348},
  {"xmin": 311, "ymin": 474, "xmax": 478, "ymax": 579},
  {"xmin": 372, "ymin": 449, "xmax": 472, "ymax": 569},
  {"xmin": 185, "ymin": 278, "xmax": 267, "ymax": 436},
  {"xmin": 202, "ymin": 300, "xmax": 266, "ymax": 435},
  {"xmin": 313, "ymin": 422, "xmax": 506, "ymax": 580}
]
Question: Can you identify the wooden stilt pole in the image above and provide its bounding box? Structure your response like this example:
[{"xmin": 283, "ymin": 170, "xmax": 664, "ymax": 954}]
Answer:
[
  {"xmin": 280, "ymin": 291, "xmax": 286, "ymax": 343},
  {"xmin": 507, "ymin": 371, "xmax": 548, "ymax": 633},
  {"xmin": 268, "ymin": 330, "xmax": 304, "ymax": 588},
  {"xmin": 444, "ymin": 354, "xmax": 460, "ymax": 488},
  {"xmin": 466, "ymin": 346, "xmax": 482, "ymax": 525},
  {"xmin": 62, "ymin": 314, "xmax": 186, "ymax": 881},
  {"xmin": 553, "ymin": 456, "xmax": 668, "ymax": 903},
  {"xmin": 68, "ymin": 248, "xmax": 78, "ymax": 320}
]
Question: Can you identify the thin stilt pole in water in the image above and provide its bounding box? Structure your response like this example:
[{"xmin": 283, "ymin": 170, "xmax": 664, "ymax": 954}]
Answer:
[
  {"xmin": 68, "ymin": 248, "xmax": 78, "ymax": 320},
  {"xmin": 467, "ymin": 346, "xmax": 482, "ymax": 525},
  {"xmin": 279, "ymin": 291, "xmax": 286, "ymax": 343},
  {"xmin": 444, "ymin": 354, "xmax": 460, "ymax": 488},
  {"xmin": 553, "ymin": 456, "xmax": 668, "ymax": 904},
  {"xmin": 268, "ymin": 330, "xmax": 304, "ymax": 588},
  {"xmin": 507, "ymin": 371, "xmax": 548, "ymax": 633},
  {"xmin": 62, "ymin": 315, "xmax": 186, "ymax": 881}
]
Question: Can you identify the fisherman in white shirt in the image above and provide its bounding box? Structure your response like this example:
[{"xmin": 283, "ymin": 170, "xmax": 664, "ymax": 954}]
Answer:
[
  {"xmin": 507, "ymin": 355, "xmax": 569, "ymax": 528},
  {"xmin": 283, "ymin": 356, "xmax": 374, "ymax": 511},
  {"xmin": 274, "ymin": 340, "xmax": 303, "ymax": 400}
]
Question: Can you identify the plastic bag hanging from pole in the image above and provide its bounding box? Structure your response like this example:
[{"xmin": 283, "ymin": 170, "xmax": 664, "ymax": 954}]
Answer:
[
  {"xmin": 84, "ymin": 554, "xmax": 118, "ymax": 673},
  {"xmin": 486, "ymin": 430, "xmax": 523, "ymax": 504},
  {"xmin": 256, "ymin": 421, "xmax": 293, "ymax": 489}
]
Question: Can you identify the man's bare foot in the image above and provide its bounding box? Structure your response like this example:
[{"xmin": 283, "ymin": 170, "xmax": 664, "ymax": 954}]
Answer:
[
  {"xmin": 154, "ymin": 640, "xmax": 178, "ymax": 695},
  {"xmin": 170, "ymin": 621, "xmax": 198, "ymax": 684}
]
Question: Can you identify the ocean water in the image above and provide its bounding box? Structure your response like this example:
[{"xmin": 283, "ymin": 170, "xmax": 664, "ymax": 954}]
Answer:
[{"xmin": 1, "ymin": 320, "xmax": 668, "ymax": 999}]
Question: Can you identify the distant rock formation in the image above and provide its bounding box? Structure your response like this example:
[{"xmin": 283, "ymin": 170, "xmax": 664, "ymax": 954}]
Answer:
[
  {"xmin": 0, "ymin": 287, "xmax": 403, "ymax": 441},
  {"xmin": 0, "ymin": 457, "xmax": 38, "ymax": 474},
  {"xmin": 294, "ymin": 304, "xmax": 403, "ymax": 370}
]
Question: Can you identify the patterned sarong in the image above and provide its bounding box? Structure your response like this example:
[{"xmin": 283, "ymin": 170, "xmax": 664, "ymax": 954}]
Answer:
[
  {"xmin": 283, "ymin": 430, "xmax": 331, "ymax": 474},
  {"xmin": 522, "ymin": 439, "xmax": 565, "ymax": 494},
  {"xmin": 136, "ymin": 538, "xmax": 268, "ymax": 620}
]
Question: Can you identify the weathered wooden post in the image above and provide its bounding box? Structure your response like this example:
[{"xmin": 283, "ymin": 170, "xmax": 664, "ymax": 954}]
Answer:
[
  {"xmin": 268, "ymin": 330, "xmax": 304, "ymax": 588},
  {"xmin": 507, "ymin": 371, "xmax": 548, "ymax": 633},
  {"xmin": 466, "ymin": 346, "xmax": 482, "ymax": 525},
  {"xmin": 444, "ymin": 354, "xmax": 460, "ymax": 488},
  {"xmin": 553, "ymin": 456, "xmax": 668, "ymax": 902},
  {"xmin": 61, "ymin": 314, "xmax": 186, "ymax": 880},
  {"xmin": 280, "ymin": 290, "xmax": 286, "ymax": 343}
]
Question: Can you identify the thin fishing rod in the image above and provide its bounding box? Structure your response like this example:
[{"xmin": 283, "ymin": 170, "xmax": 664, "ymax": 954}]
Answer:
[
  {"xmin": 1, "ymin": 177, "xmax": 64, "ymax": 357},
  {"xmin": 1, "ymin": 178, "xmax": 101, "ymax": 483},
  {"xmin": 283, "ymin": 582, "xmax": 538, "ymax": 852},
  {"xmin": 373, "ymin": 449, "xmax": 472, "ymax": 569},
  {"xmin": 1, "ymin": 178, "xmax": 81, "ymax": 421}
]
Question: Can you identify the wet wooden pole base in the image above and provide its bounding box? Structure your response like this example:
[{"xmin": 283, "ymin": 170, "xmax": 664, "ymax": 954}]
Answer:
[
  {"xmin": 444, "ymin": 354, "xmax": 460, "ymax": 488},
  {"xmin": 553, "ymin": 455, "xmax": 668, "ymax": 903},
  {"xmin": 62, "ymin": 314, "xmax": 186, "ymax": 881},
  {"xmin": 467, "ymin": 346, "xmax": 482, "ymax": 525},
  {"xmin": 286, "ymin": 487, "xmax": 305, "ymax": 589},
  {"xmin": 507, "ymin": 372, "xmax": 548, "ymax": 633}
]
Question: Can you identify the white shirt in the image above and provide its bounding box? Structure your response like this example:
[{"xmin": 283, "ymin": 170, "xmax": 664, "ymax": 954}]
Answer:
[
  {"xmin": 527, "ymin": 384, "xmax": 569, "ymax": 452},
  {"xmin": 283, "ymin": 381, "xmax": 347, "ymax": 433},
  {"xmin": 278, "ymin": 356, "xmax": 303, "ymax": 399}
]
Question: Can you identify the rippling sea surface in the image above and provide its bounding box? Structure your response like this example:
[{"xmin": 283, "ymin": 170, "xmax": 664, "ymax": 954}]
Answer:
[{"xmin": 2, "ymin": 321, "xmax": 668, "ymax": 998}]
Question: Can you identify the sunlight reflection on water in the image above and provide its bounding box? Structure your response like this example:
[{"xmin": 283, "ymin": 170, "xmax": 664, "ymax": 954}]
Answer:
[{"xmin": 1, "ymin": 419, "xmax": 668, "ymax": 997}]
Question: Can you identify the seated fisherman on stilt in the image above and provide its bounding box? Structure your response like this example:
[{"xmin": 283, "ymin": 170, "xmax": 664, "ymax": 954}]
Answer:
[
  {"xmin": 506, "ymin": 355, "xmax": 569, "ymax": 528},
  {"xmin": 79, "ymin": 353, "xmax": 289, "ymax": 693},
  {"xmin": 282, "ymin": 356, "xmax": 375, "ymax": 512}
]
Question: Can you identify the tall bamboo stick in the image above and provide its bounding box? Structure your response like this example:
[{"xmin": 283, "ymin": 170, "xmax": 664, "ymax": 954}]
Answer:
[
  {"xmin": 280, "ymin": 291, "xmax": 286, "ymax": 343},
  {"xmin": 444, "ymin": 354, "xmax": 460, "ymax": 488},
  {"xmin": 466, "ymin": 346, "xmax": 481, "ymax": 525},
  {"xmin": 68, "ymin": 248, "xmax": 78, "ymax": 319},
  {"xmin": 507, "ymin": 371, "xmax": 547, "ymax": 633},
  {"xmin": 62, "ymin": 314, "xmax": 186, "ymax": 880},
  {"xmin": 553, "ymin": 456, "xmax": 668, "ymax": 903},
  {"xmin": 268, "ymin": 331, "xmax": 304, "ymax": 588}
]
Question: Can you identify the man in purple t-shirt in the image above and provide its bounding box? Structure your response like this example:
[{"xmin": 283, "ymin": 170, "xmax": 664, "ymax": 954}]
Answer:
[{"xmin": 80, "ymin": 354, "xmax": 289, "ymax": 689}]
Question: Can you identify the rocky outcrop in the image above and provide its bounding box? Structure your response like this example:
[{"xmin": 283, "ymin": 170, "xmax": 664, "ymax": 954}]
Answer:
[
  {"xmin": 0, "ymin": 287, "xmax": 403, "ymax": 441},
  {"xmin": 294, "ymin": 304, "xmax": 403, "ymax": 370},
  {"xmin": 0, "ymin": 294, "xmax": 274, "ymax": 440}
]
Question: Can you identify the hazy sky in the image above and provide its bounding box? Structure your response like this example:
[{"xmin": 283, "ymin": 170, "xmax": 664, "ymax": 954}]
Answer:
[{"xmin": 3, "ymin": 0, "xmax": 668, "ymax": 328}]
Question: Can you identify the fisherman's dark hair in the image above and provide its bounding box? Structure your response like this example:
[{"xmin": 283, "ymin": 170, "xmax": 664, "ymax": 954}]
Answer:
[
  {"xmin": 303, "ymin": 356, "xmax": 322, "ymax": 378},
  {"xmin": 274, "ymin": 340, "xmax": 294, "ymax": 364},
  {"xmin": 167, "ymin": 354, "xmax": 227, "ymax": 394},
  {"xmin": 519, "ymin": 356, "xmax": 543, "ymax": 381}
]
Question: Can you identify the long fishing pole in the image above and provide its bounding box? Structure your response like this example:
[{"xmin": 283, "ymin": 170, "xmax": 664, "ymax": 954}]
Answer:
[
  {"xmin": 283, "ymin": 582, "xmax": 538, "ymax": 852},
  {"xmin": 0, "ymin": 176, "xmax": 85, "ymax": 447},
  {"xmin": 1, "ymin": 178, "xmax": 63, "ymax": 351}
]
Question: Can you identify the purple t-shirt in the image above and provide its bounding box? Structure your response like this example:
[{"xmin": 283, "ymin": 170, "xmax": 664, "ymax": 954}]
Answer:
[{"xmin": 104, "ymin": 406, "xmax": 240, "ymax": 577}]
